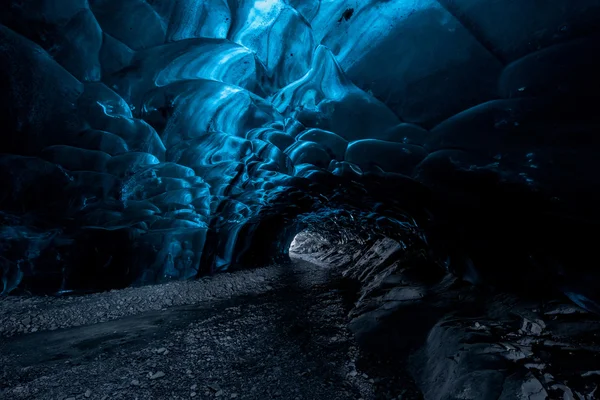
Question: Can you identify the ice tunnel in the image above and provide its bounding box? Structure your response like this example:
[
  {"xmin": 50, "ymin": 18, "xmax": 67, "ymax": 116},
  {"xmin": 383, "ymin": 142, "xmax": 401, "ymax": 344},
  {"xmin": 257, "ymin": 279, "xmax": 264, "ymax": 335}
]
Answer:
[{"xmin": 1, "ymin": 0, "xmax": 600, "ymax": 313}]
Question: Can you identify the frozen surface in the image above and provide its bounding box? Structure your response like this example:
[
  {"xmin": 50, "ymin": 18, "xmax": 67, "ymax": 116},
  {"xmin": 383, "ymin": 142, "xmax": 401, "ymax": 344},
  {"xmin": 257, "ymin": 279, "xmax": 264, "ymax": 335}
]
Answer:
[
  {"xmin": 271, "ymin": 45, "xmax": 400, "ymax": 142},
  {"xmin": 2, "ymin": 4, "xmax": 600, "ymax": 399},
  {"xmin": 0, "ymin": 0, "xmax": 599, "ymax": 320},
  {"xmin": 228, "ymin": 0, "xmax": 315, "ymax": 90}
]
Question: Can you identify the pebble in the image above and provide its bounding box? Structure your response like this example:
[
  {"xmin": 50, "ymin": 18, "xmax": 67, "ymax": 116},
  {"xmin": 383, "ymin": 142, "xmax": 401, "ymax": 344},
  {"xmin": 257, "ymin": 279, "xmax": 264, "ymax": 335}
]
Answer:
[
  {"xmin": 149, "ymin": 371, "xmax": 165, "ymax": 380},
  {"xmin": 191, "ymin": 392, "xmax": 197, "ymax": 397},
  {"xmin": 85, "ymin": 389, "xmax": 92, "ymax": 398}
]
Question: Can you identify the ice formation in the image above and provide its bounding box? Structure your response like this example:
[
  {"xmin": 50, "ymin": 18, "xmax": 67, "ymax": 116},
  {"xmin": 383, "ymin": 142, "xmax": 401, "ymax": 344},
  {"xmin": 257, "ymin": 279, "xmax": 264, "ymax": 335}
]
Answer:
[{"xmin": 1, "ymin": 0, "xmax": 599, "ymax": 317}]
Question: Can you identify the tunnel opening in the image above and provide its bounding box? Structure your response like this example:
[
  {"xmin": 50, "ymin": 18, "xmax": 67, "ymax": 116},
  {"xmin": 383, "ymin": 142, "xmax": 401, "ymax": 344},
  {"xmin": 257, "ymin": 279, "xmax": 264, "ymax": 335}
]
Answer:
[
  {"xmin": 227, "ymin": 169, "xmax": 432, "ymax": 270},
  {"xmin": 287, "ymin": 209, "xmax": 379, "ymax": 264},
  {"xmin": 288, "ymin": 230, "xmax": 330, "ymax": 257}
]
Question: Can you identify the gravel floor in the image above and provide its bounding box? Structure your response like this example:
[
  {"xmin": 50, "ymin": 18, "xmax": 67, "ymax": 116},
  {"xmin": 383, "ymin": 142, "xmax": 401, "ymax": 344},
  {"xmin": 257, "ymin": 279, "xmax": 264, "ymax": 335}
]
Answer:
[
  {"xmin": 0, "ymin": 256, "xmax": 421, "ymax": 400},
  {"xmin": 0, "ymin": 266, "xmax": 284, "ymax": 338},
  {"xmin": 3, "ymin": 245, "xmax": 600, "ymax": 400}
]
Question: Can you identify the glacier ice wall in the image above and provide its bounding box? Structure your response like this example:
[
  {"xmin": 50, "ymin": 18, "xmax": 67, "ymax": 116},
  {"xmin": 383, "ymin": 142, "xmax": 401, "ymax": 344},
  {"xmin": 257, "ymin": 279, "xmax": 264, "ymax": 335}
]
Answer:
[{"xmin": 1, "ymin": 0, "xmax": 600, "ymax": 310}]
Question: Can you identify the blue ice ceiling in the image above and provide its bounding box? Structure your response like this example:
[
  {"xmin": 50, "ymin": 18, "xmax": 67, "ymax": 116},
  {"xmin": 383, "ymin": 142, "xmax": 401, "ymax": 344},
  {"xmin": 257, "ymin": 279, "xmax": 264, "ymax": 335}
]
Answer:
[{"xmin": 1, "ymin": 0, "xmax": 600, "ymax": 301}]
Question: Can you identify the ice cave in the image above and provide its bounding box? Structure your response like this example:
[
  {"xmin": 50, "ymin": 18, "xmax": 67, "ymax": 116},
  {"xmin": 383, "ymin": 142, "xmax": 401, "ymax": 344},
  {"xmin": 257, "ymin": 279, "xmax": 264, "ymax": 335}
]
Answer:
[{"xmin": 1, "ymin": 0, "xmax": 600, "ymax": 399}]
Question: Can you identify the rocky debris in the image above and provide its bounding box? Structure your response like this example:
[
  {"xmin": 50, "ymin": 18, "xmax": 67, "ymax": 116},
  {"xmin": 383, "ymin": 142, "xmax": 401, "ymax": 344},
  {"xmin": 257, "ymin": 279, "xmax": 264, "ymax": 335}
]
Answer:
[
  {"xmin": 0, "ymin": 258, "xmax": 421, "ymax": 400},
  {"xmin": 295, "ymin": 236, "xmax": 600, "ymax": 399},
  {"xmin": 0, "ymin": 265, "xmax": 283, "ymax": 338},
  {"xmin": 148, "ymin": 371, "xmax": 165, "ymax": 380},
  {"xmin": 2, "ymin": 237, "xmax": 600, "ymax": 399}
]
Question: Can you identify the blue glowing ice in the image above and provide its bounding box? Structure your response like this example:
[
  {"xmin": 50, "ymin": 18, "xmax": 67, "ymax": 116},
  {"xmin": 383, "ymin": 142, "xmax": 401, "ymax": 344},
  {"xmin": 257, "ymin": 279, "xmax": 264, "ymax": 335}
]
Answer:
[{"xmin": 0, "ymin": 0, "xmax": 599, "ymax": 309}]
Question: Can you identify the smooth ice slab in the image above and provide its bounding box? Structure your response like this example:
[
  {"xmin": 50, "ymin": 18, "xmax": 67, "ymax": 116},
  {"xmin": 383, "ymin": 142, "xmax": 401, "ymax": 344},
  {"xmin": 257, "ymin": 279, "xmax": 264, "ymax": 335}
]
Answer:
[
  {"xmin": 90, "ymin": 0, "xmax": 166, "ymax": 50},
  {"xmin": 346, "ymin": 140, "xmax": 427, "ymax": 176},
  {"xmin": 0, "ymin": 0, "xmax": 102, "ymax": 81},
  {"xmin": 314, "ymin": 0, "xmax": 502, "ymax": 126},
  {"xmin": 271, "ymin": 46, "xmax": 400, "ymax": 142},
  {"xmin": 228, "ymin": 0, "xmax": 315, "ymax": 90},
  {"xmin": 149, "ymin": 0, "xmax": 231, "ymax": 42},
  {"xmin": 78, "ymin": 83, "xmax": 166, "ymax": 159},
  {"xmin": 0, "ymin": 25, "xmax": 85, "ymax": 153},
  {"xmin": 142, "ymin": 80, "xmax": 282, "ymax": 149},
  {"xmin": 437, "ymin": 0, "xmax": 600, "ymax": 62},
  {"xmin": 106, "ymin": 39, "xmax": 259, "ymax": 108}
]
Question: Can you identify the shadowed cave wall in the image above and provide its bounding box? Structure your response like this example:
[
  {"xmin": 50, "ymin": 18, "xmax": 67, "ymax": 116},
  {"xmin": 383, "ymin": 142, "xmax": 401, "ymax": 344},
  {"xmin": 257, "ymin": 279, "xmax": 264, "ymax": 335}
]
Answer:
[{"xmin": 0, "ymin": 0, "xmax": 599, "ymax": 317}]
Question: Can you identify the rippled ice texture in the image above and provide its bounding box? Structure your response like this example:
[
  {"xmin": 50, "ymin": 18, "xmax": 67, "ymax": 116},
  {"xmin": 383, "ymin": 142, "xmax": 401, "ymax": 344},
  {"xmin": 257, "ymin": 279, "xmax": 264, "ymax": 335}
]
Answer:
[{"xmin": 1, "ymin": 0, "xmax": 600, "ymax": 308}]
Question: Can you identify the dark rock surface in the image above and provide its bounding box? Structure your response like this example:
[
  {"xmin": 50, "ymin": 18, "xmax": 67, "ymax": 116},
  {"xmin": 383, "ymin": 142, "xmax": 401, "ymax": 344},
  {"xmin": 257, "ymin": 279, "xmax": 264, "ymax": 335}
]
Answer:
[{"xmin": 296, "ymin": 234, "xmax": 600, "ymax": 400}]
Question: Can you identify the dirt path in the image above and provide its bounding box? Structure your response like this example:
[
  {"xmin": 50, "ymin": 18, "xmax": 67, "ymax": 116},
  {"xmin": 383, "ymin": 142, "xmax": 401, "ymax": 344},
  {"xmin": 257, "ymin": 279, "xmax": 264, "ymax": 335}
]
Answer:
[{"xmin": 0, "ymin": 257, "xmax": 419, "ymax": 400}]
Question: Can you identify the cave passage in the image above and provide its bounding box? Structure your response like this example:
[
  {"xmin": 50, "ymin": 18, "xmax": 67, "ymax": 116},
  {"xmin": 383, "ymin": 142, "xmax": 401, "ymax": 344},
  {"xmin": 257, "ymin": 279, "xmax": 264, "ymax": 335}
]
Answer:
[
  {"xmin": 1, "ymin": 0, "xmax": 600, "ymax": 399},
  {"xmin": 289, "ymin": 230, "xmax": 328, "ymax": 256}
]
